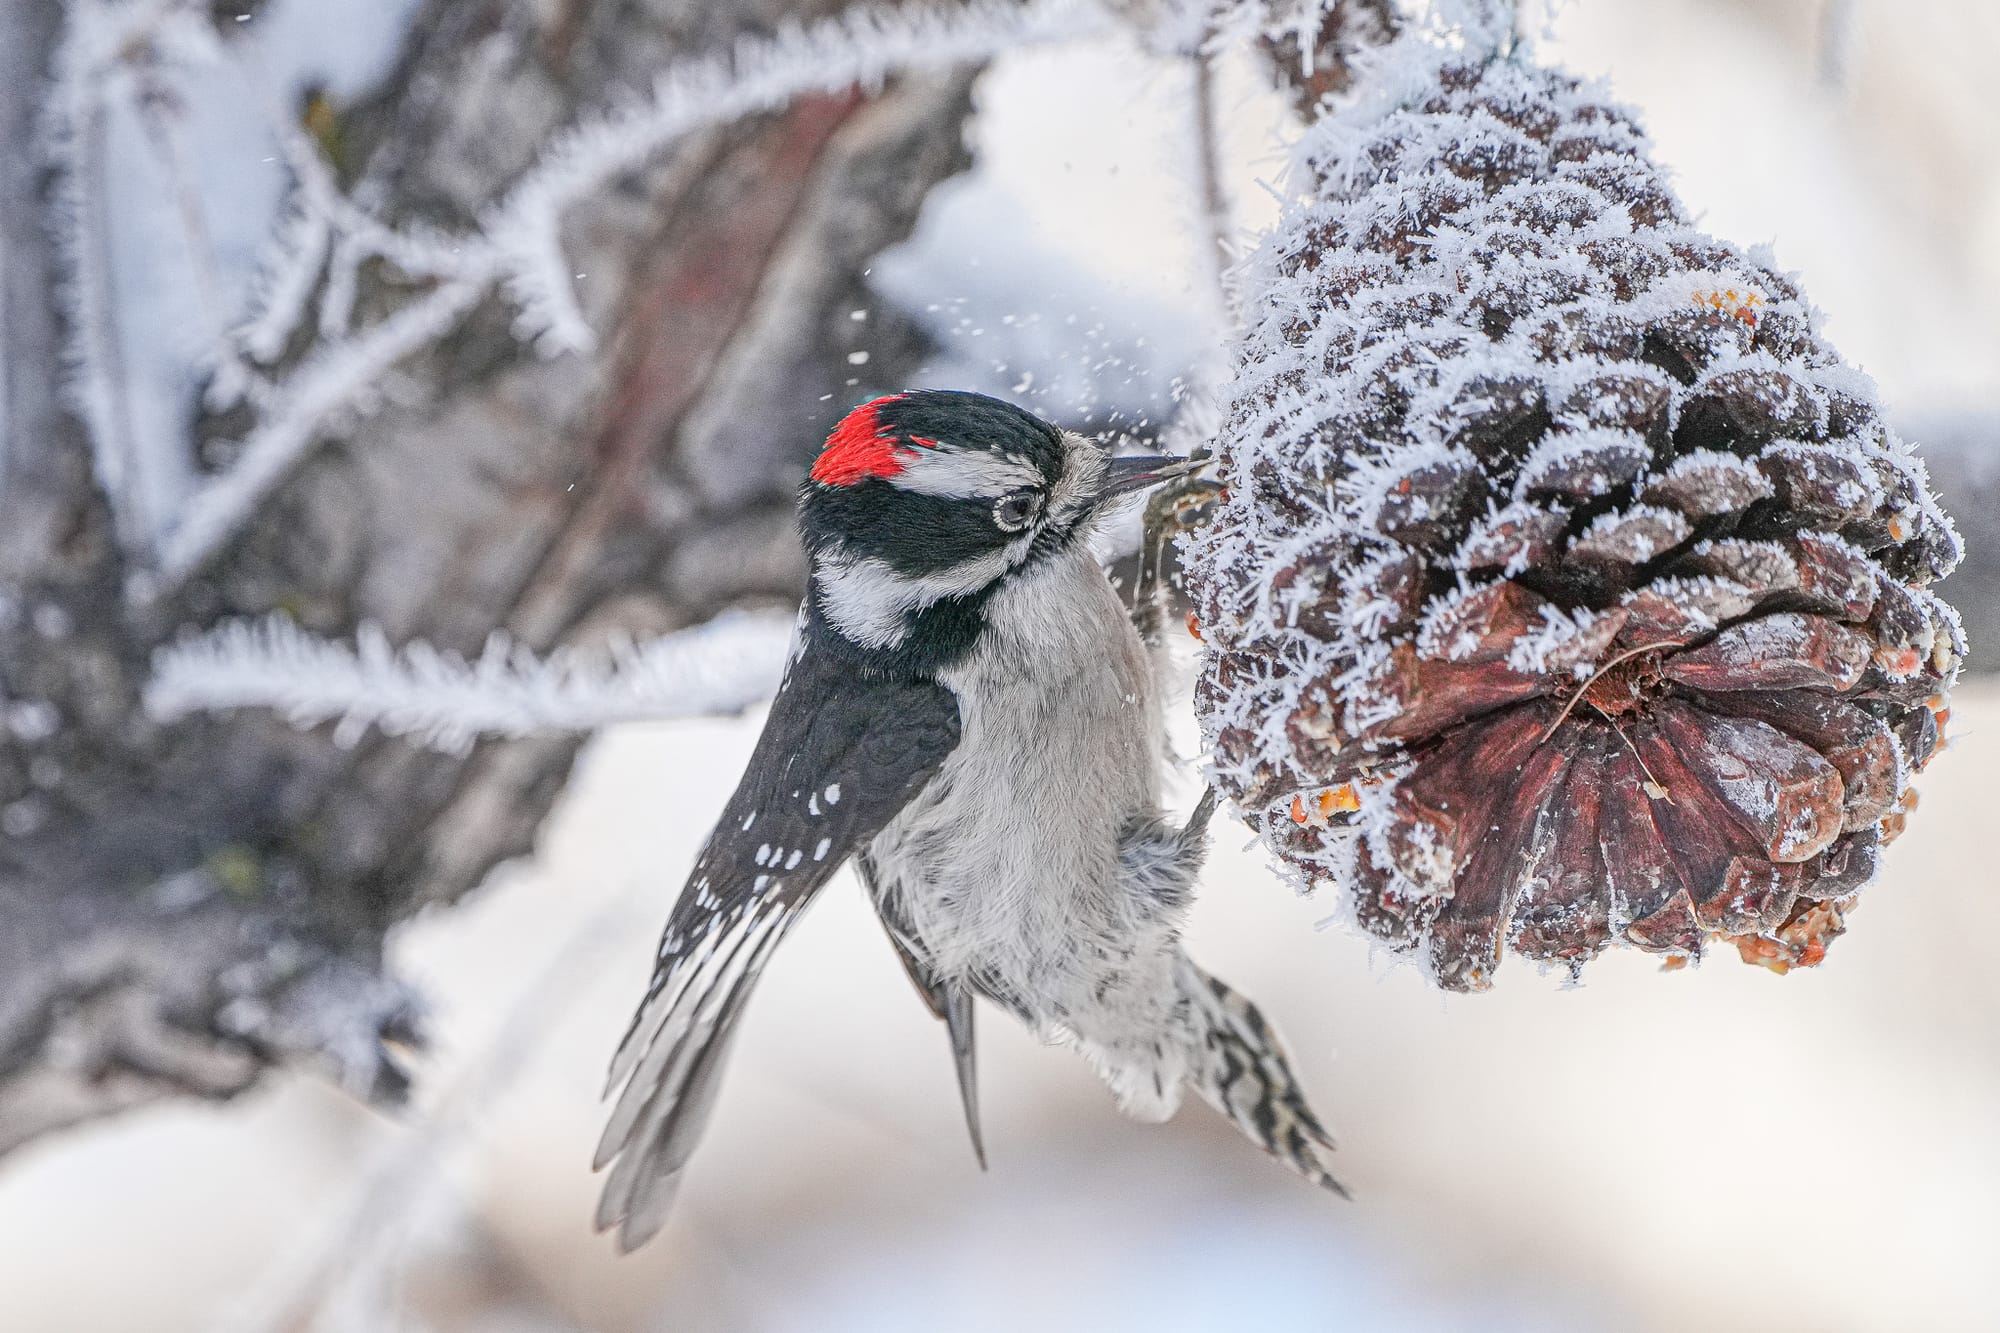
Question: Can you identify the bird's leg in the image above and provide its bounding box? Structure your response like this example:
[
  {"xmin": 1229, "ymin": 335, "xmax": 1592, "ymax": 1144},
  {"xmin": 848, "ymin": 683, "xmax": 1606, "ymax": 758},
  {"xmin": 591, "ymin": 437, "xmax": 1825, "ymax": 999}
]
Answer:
[
  {"xmin": 1126, "ymin": 475, "xmax": 1225, "ymax": 645},
  {"xmin": 1180, "ymin": 786, "xmax": 1218, "ymax": 845}
]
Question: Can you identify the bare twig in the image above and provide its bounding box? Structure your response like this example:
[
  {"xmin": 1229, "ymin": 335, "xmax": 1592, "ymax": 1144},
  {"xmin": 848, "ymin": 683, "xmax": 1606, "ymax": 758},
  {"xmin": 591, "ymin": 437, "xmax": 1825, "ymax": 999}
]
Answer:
[
  {"xmin": 1188, "ymin": 51, "xmax": 1235, "ymax": 325},
  {"xmin": 151, "ymin": 276, "xmax": 485, "ymax": 583},
  {"xmin": 1819, "ymin": 0, "xmax": 1861, "ymax": 89}
]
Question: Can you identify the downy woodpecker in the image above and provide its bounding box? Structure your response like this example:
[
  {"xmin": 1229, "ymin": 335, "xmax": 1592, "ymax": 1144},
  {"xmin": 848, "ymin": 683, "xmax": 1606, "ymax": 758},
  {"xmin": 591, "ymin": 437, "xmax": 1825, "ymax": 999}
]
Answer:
[{"xmin": 595, "ymin": 390, "xmax": 1341, "ymax": 1249}]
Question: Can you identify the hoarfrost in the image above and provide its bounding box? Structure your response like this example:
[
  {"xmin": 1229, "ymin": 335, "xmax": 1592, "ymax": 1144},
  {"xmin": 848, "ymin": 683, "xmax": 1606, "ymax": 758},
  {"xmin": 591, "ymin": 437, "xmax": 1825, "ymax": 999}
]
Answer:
[{"xmin": 144, "ymin": 611, "xmax": 796, "ymax": 754}]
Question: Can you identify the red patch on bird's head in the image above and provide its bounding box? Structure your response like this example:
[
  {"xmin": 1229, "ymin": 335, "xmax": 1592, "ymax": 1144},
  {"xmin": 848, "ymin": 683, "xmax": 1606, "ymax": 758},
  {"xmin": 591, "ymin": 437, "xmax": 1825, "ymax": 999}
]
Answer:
[{"xmin": 812, "ymin": 395, "xmax": 922, "ymax": 487}]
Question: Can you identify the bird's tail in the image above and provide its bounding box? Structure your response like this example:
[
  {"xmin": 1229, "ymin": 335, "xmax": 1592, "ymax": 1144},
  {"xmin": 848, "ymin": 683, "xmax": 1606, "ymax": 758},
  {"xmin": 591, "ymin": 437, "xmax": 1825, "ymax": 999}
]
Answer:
[
  {"xmin": 1176, "ymin": 956, "xmax": 1349, "ymax": 1197},
  {"xmin": 594, "ymin": 901, "xmax": 800, "ymax": 1251}
]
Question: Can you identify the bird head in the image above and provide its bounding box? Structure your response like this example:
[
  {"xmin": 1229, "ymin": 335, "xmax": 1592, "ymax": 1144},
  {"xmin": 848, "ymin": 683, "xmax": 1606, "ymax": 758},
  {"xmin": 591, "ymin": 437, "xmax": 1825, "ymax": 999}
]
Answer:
[{"xmin": 797, "ymin": 390, "xmax": 1196, "ymax": 667}]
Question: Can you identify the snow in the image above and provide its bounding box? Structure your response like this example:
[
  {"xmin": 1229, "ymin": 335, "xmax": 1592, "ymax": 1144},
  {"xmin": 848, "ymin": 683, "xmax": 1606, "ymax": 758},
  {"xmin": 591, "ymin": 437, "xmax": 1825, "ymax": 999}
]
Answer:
[
  {"xmin": 1506, "ymin": 603, "xmax": 1617, "ymax": 677},
  {"xmin": 1640, "ymin": 449, "xmax": 1772, "ymax": 515},
  {"xmin": 1912, "ymin": 586, "xmax": 1970, "ymax": 678},
  {"xmin": 1413, "ymin": 577, "xmax": 1503, "ymax": 663},
  {"xmin": 1513, "ymin": 429, "xmax": 1650, "ymax": 502}
]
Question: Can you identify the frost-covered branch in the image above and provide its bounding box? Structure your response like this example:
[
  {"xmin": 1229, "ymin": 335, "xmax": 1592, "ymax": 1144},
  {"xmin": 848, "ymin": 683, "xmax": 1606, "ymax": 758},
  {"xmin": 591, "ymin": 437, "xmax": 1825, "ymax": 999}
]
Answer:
[
  {"xmin": 483, "ymin": 0, "xmax": 1123, "ymax": 352},
  {"xmin": 145, "ymin": 611, "xmax": 798, "ymax": 752},
  {"xmin": 153, "ymin": 277, "xmax": 484, "ymax": 583},
  {"xmin": 233, "ymin": 195, "xmax": 330, "ymax": 370},
  {"xmin": 3, "ymin": 0, "xmax": 986, "ymax": 1165},
  {"xmin": 40, "ymin": 0, "xmax": 1129, "ymax": 589},
  {"xmin": 44, "ymin": 0, "xmax": 154, "ymax": 549},
  {"xmin": 43, "ymin": 0, "xmax": 240, "ymax": 550},
  {"xmin": 44, "ymin": 0, "xmax": 1362, "ymax": 587}
]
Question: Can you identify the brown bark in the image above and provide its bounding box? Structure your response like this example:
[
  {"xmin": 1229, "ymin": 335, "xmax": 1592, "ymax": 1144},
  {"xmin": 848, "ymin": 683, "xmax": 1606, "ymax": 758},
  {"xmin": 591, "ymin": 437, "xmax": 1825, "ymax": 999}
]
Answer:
[{"xmin": 0, "ymin": 0, "xmax": 975, "ymax": 1154}]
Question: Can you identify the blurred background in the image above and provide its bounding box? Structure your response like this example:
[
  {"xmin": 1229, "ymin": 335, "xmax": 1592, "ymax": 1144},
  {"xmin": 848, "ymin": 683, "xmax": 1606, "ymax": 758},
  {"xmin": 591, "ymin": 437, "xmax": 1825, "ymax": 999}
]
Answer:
[{"xmin": 1, "ymin": 0, "xmax": 1996, "ymax": 1329}]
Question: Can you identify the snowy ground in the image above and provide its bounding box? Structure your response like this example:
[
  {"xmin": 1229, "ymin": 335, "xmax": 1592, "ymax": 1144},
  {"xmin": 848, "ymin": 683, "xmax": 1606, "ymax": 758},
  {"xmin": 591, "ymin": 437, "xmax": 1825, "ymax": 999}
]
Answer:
[{"xmin": 4, "ymin": 0, "xmax": 1997, "ymax": 1329}]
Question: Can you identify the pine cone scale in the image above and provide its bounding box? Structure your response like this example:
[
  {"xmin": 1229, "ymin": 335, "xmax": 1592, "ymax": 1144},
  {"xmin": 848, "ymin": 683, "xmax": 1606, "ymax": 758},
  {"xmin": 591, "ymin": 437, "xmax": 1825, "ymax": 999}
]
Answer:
[
  {"xmin": 1427, "ymin": 747, "xmax": 1571, "ymax": 990},
  {"xmin": 1659, "ymin": 615, "xmax": 1871, "ymax": 693},
  {"xmin": 1654, "ymin": 703, "xmax": 1845, "ymax": 865},
  {"xmin": 1511, "ymin": 747, "xmax": 1616, "ymax": 965},
  {"xmin": 1596, "ymin": 746, "xmax": 1695, "ymax": 939}
]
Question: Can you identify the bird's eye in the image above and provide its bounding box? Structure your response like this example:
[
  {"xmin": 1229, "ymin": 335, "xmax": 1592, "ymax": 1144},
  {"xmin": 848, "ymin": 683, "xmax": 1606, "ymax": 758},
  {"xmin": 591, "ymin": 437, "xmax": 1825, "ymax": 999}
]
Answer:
[{"xmin": 993, "ymin": 491, "xmax": 1039, "ymax": 532}]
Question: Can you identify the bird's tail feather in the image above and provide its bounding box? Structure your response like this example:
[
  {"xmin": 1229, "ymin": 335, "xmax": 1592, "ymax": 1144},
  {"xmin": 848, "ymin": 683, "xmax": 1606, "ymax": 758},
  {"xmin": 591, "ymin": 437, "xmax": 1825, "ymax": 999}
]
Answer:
[
  {"xmin": 1176, "ymin": 957, "xmax": 1348, "ymax": 1197},
  {"xmin": 932, "ymin": 985, "xmax": 985, "ymax": 1169},
  {"xmin": 594, "ymin": 904, "xmax": 797, "ymax": 1251}
]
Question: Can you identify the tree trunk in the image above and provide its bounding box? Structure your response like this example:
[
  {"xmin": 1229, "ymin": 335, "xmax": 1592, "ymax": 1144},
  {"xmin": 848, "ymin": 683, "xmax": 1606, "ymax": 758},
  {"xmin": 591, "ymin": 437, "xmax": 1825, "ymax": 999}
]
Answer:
[{"xmin": 0, "ymin": 0, "xmax": 974, "ymax": 1155}]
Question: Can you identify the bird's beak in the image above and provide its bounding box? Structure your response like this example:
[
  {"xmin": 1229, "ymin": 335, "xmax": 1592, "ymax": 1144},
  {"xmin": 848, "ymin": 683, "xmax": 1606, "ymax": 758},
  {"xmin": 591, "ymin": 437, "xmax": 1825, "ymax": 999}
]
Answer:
[{"xmin": 1097, "ymin": 451, "xmax": 1208, "ymax": 503}]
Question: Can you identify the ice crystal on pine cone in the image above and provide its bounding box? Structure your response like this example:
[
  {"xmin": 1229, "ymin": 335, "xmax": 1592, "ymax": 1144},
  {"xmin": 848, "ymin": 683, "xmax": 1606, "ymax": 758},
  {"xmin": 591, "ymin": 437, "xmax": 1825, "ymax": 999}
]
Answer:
[{"xmin": 1185, "ymin": 39, "xmax": 1965, "ymax": 991}]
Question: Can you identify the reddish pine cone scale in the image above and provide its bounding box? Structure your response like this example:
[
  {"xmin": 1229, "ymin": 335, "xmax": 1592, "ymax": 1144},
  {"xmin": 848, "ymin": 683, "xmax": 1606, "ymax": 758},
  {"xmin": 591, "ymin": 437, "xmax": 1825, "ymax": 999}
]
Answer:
[{"xmin": 1186, "ymin": 42, "xmax": 1965, "ymax": 990}]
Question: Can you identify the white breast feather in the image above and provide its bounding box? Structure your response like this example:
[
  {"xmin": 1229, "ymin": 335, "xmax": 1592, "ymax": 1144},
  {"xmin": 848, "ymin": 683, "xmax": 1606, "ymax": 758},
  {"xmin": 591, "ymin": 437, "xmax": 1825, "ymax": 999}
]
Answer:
[{"xmin": 869, "ymin": 547, "xmax": 1163, "ymax": 990}]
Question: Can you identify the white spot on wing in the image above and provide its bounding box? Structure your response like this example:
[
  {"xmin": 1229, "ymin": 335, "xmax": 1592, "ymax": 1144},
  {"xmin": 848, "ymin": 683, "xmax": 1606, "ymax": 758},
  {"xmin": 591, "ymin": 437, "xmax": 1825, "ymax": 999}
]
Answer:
[
  {"xmin": 814, "ymin": 837, "xmax": 832, "ymax": 861},
  {"xmin": 825, "ymin": 784, "xmax": 841, "ymax": 804}
]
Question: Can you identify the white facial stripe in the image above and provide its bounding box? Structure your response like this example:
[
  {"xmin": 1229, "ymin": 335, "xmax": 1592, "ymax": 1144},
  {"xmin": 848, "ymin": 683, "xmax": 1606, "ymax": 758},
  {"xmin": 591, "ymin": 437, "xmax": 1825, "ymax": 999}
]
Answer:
[
  {"xmin": 889, "ymin": 447, "xmax": 1045, "ymax": 499},
  {"xmin": 814, "ymin": 546, "xmax": 1019, "ymax": 649}
]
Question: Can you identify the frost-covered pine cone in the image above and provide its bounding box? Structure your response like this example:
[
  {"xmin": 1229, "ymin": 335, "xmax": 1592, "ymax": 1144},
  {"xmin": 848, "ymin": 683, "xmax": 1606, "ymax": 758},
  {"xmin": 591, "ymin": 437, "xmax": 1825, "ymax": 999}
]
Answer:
[{"xmin": 1185, "ymin": 46, "xmax": 1966, "ymax": 990}]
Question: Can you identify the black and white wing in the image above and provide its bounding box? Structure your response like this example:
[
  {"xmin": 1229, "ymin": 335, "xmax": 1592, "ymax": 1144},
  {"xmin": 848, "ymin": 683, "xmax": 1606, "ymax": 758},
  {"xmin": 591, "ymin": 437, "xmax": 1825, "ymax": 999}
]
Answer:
[{"xmin": 595, "ymin": 634, "xmax": 960, "ymax": 1251}]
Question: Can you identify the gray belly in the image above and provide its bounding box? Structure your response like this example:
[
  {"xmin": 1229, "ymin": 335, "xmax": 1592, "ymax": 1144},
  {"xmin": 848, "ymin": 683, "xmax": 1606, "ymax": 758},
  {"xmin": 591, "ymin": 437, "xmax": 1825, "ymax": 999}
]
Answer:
[{"xmin": 867, "ymin": 550, "xmax": 1163, "ymax": 997}]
